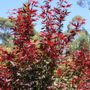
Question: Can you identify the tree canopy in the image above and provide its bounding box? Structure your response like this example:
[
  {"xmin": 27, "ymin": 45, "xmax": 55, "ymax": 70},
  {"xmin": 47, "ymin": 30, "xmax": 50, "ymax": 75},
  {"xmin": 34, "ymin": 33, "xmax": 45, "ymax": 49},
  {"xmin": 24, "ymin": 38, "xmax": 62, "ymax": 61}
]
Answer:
[{"xmin": 77, "ymin": 0, "xmax": 90, "ymax": 10}]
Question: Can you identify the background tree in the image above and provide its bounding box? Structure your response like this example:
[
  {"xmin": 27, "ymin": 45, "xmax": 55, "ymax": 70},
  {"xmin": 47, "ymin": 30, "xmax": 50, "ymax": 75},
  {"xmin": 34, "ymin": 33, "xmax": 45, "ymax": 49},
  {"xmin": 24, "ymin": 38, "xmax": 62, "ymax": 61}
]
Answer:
[
  {"xmin": 0, "ymin": 17, "xmax": 13, "ymax": 47},
  {"xmin": 77, "ymin": 0, "xmax": 90, "ymax": 10},
  {"xmin": 67, "ymin": 15, "xmax": 90, "ymax": 52},
  {"xmin": 70, "ymin": 29, "xmax": 90, "ymax": 52}
]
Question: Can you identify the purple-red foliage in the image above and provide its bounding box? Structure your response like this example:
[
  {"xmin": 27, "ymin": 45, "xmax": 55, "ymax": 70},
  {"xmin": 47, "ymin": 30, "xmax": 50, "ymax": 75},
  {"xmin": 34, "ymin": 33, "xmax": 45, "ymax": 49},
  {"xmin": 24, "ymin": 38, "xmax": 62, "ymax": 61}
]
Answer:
[{"xmin": 0, "ymin": 0, "xmax": 89, "ymax": 90}]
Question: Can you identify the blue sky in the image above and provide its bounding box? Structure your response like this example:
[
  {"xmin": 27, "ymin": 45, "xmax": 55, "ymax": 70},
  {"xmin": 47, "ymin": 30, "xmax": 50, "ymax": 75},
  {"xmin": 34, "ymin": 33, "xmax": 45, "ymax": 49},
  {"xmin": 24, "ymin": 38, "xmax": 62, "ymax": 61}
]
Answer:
[{"xmin": 0, "ymin": 0, "xmax": 90, "ymax": 33}]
